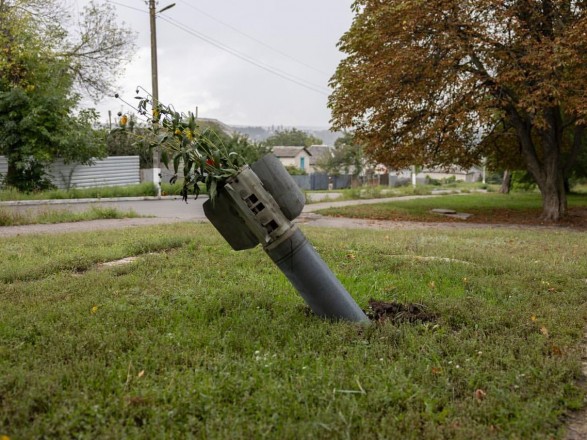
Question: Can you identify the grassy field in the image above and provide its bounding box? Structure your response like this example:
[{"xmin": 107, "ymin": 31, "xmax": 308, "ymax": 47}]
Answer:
[
  {"xmin": 0, "ymin": 206, "xmax": 142, "ymax": 227},
  {"xmin": 305, "ymin": 182, "xmax": 497, "ymax": 204},
  {"xmin": 1, "ymin": 223, "xmax": 586, "ymax": 438},
  {"xmin": 317, "ymin": 192, "xmax": 587, "ymax": 227},
  {"xmin": 0, "ymin": 183, "xmax": 159, "ymax": 201},
  {"xmin": 0, "ymin": 182, "xmax": 193, "ymax": 202}
]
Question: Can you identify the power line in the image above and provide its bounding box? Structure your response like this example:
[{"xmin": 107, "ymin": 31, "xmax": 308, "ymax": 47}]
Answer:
[
  {"xmin": 106, "ymin": 0, "xmax": 330, "ymax": 96},
  {"xmin": 159, "ymin": 15, "xmax": 330, "ymax": 96},
  {"xmin": 107, "ymin": 0, "xmax": 146, "ymax": 14},
  {"xmin": 176, "ymin": 0, "xmax": 329, "ymax": 76}
]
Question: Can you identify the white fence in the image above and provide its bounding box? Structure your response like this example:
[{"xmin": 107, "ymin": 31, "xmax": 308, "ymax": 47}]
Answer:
[{"xmin": 0, "ymin": 156, "xmax": 140, "ymax": 189}]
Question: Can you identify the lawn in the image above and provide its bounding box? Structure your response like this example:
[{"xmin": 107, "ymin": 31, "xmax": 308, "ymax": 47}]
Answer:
[
  {"xmin": 0, "ymin": 206, "xmax": 142, "ymax": 227},
  {"xmin": 1, "ymin": 223, "xmax": 586, "ymax": 438},
  {"xmin": 0, "ymin": 183, "xmax": 159, "ymax": 202},
  {"xmin": 305, "ymin": 182, "xmax": 497, "ymax": 204},
  {"xmin": 316, "ymin": 192, "xmax": 587, "ymax": 227},
  {"xmin": 0, "ymin": 182, "xmax": 202, "ymax": 202}
]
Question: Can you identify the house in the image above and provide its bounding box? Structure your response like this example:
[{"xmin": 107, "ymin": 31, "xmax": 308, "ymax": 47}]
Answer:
[
  {"xmin": 307, "ymin": 145, "xmax": 334, "ymax": 173},
  {"xmin": 271, "ymin": 146, "xmax": 313, "ymax": 173}
]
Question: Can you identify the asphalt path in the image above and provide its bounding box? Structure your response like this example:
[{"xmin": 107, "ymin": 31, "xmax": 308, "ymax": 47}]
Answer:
[
  {"xmin": 0, "ymin": 194, "xmax": 567, "ymax": 238},
  {"xmin": 0, "ymin": 197, "xmax": 207, "ymax": 220},
  {"xmin": 0, "ymin": 194, "xmax": 442, "ymax": 220},
  {"xmin": 0, "ymin": 195, "xmax": 446, "ymax": 237}
]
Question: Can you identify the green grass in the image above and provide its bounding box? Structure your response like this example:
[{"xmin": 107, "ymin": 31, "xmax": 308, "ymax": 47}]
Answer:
[
  {"xmin": 1, "ymin": 223, "xmax": 586, "ymax": 438},
  {"xmin": 0, "ymin": 182, "xmax": 207, "ymax": 201},
  {"xmin": 0, "ymin": 183, "xmax": 158, "ymax": 201},
  {"xmin": 0, "ymin": 206, "xmax": 142, "ymax": 227},
  {"xmin": 317, "ymin": 192, "xmax": 587, "ymax": 225},
  {"xmin": 305, "ymin": 182, "xmax": 499, "ymax": 203},
  {"xmin": 160, "ymin": 181, "xmax": 208, "ymax": 197}
]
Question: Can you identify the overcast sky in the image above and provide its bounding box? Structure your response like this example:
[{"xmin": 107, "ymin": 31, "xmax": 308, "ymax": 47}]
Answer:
[{"xmin": 73, "ymin": 0, "xmax": 354, "ymax": 128}]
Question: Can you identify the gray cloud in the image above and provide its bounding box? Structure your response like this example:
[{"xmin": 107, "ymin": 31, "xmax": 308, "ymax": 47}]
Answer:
[{"xmin": 76, "ymin": 0, "xmax": 353, "ymax": 128}]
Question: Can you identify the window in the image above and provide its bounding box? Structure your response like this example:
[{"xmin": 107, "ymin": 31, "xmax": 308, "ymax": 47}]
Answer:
[{"xmin": 300, "ymin": 157, "xmax": 305, "ymax": 170}]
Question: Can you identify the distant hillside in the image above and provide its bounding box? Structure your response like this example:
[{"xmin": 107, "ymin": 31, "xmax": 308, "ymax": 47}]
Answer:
[
  {"xmin": 199, "ymin": 118, "xmax": 236, "ymax": 136},
  {"xmin": 231, "ymin": 125, "xmax": 343, "ymax": 146}
]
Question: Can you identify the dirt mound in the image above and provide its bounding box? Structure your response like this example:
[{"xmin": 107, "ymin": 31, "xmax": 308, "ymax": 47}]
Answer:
[{"xmin": 367, "ymin": 299, "xmax": 437, "ymax": 324}]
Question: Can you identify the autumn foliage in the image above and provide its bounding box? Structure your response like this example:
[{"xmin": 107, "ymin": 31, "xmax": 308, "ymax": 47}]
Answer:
[{"xmin": 329, "ymin": 0, "xmax": 587, "ymax": 220}]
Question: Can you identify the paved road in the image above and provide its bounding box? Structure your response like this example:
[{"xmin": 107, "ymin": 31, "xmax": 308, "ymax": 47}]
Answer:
[
  {"xmin": 2, "ymin": 194, "xmax": 561, "ymax": 238},
  {"xmin": 0, "ymin": 197, "xmax": 207, "ymax": 220},
  {"xmin": 0, "ymin": 194, "xmax": 442, "ymax": 220},
  {"xmin": 0, "ymin": 195, "xmax": 446, "ymax": 237}
]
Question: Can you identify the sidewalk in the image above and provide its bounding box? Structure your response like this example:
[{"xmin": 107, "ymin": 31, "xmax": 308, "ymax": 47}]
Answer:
[
  {"xmin": 1, "ymin": 195, "xmax": 450, "ymax": 238},
  {"xmin": 2, "ymin": 192, "xmax": 564, "ymax": 238}
]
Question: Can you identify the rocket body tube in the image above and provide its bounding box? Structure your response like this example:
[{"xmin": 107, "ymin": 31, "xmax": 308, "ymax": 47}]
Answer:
[{"xmin": 266, "ymin": 227, "xmax": 369, "ymax": 322}]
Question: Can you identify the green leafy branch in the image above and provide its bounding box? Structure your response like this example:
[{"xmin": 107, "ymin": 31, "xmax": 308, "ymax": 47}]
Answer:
[{"xmin": 126, "ymin": 96, "xmax": 246, "ymax": 202}]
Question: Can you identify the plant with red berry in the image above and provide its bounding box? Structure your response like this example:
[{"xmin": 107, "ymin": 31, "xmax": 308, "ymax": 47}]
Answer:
[{"xmin": 127, "ymin": 95, "xmax": 246, "ymax": 202}]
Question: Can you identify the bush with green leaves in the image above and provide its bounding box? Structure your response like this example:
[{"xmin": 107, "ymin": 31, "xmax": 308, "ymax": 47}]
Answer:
[{"xmin": 121, "ymin": 98, "xmax": 245, "ymax": 202}]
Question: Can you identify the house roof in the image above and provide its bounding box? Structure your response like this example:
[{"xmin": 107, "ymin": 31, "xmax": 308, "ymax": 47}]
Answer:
[
  {"xmin": 307, "ymin": 145, "xmax": 333, "ymax": 165},
  {"xmin": 271, "ymin": 146, "xmax": 312, "ymax": 158}
]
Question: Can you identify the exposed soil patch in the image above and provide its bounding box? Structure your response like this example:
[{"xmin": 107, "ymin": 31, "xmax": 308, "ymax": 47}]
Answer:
[{"xmin": 367, "ymin": 299, "xmax": 437, "ymax": 324}]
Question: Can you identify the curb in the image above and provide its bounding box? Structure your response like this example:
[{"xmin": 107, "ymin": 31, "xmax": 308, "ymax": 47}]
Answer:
[{"xmin": 0, "ymin": 195, "xmax": 209, "ymax": 207}]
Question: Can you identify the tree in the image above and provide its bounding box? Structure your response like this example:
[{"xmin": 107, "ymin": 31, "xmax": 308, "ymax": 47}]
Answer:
[
  {"xmin": 0, "ymin": 58, "xmax": 105, "ymax": 190},
  {"xmin": 329, "ymin": 0, "xmax": 587, "ymax": 221},
  {"xmin": 263, "ymin": 128, "xmax": 323, "ymax": 148},
  {"xmin": 1, "ymin": 0, "xmax": 135, "ymax": 99},
  {"xmin": 195, "ymin": 120, "xmax": 271, "ymax": 164},
  {"xmin": 61, "ymin": 0, "xmax": 136, "ymax": 100},
  {"xmin": 317, "ymin": 132, "xmax": 364, "ymax": 176},
  {"xmin": 105, "ymin": 114, "xmax": 155, "ymax": 168},
  {"xmin": 223, "ymin": 133, "xmax": 272, "ymax": 165},
  {"xmin": 0, "ymin": 0, "xmax": 134, "ymax": 190}
]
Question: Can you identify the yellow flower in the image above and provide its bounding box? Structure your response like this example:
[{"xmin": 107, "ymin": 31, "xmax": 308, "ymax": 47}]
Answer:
[
  {"xmin": 184, "ymin": 129, "xmax": 193, "ymax": 140},
  {"xmin": 91, "ymin": 305, "xmax": 99, "ymax": 314},
  {"xmin": 120, "ymin": 115, "xmax": 128, "ymax": 126},
  {"xmin": 174, "ymin": 128, "xmax": 182, "ymax": 136}
]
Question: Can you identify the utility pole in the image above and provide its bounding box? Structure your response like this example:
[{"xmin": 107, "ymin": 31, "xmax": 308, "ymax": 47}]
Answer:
[
  {"xmin": 148, "ymin": 1, "xmax": 175, "ymax": 198},
  {"xmin": 148, "ymin": 0, "xmax": 163, "ymax": 198},
  {"xmin": 148, "ymin": 0, "xmax": 161, "ymax": 198},
  {"xmin": 149, "ymin": 0, "xmax": 160, "ymax": 108}
]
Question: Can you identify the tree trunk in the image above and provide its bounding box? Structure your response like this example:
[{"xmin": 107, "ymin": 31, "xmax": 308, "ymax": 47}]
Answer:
[
  {"xmin": 499, "ymin": 170, "xmax": 512, "ymax": 194},
  {"xmin": 537, "ymin": 108, "xmax": 567, "ymax": 222},
  {"xmin": 510, "ymin": 107, "xmax": 567, "ymax": 222},
  {"xmin": 537, "ymin": 166, "xmax": 567, "ymax": 222},
  {"xmin": 4, "ymin": 160, "xmax": 19, "ymax": 188}
]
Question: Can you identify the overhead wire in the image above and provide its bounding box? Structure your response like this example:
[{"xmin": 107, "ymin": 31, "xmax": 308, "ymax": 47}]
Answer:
[
  {"xmin": 107, "ymin": 0, "xmax": 146, "ymax": 14},
  {"xmin": 175, "ymin": 0, "xmax": 329, "ymax": 76},
  {"xmin": 159, "ymin": 15, "xmax": 330, "ymax": 96},
  {"xmin": 106, "ymin": 0, "xmax": 330, "ymax": 96}
]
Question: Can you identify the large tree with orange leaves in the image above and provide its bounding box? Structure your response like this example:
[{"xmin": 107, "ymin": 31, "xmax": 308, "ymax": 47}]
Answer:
[{"xmin": 329, "ymin": 0, "xmax": 587, "ymax": 221}]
